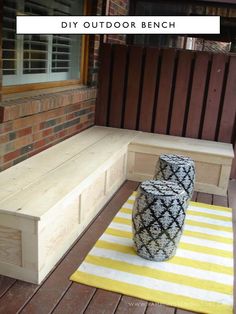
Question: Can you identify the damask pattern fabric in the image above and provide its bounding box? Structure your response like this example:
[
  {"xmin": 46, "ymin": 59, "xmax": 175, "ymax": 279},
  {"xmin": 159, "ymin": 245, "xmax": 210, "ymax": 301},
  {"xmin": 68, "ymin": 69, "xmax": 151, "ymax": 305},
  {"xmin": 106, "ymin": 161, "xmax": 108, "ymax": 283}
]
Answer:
[
  {"xmin": 132, "ymin": 180, "xmax": 188, "ymax": 261},
  {"xmin": 154, "ymin": 154, "xmax": 195, "ymax": 199}
]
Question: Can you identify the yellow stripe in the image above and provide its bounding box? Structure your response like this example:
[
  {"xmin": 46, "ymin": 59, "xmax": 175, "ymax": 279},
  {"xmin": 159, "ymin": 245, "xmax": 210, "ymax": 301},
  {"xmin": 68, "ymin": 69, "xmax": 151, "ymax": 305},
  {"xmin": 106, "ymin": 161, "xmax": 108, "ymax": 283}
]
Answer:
[
  {"xmin": 106, "ymin": 229, "xmax": 233, "ymax": 258},
  {"xmin": 120, "ymin": 207, "xmax": 132, "ymax": 214},
  {"xmin": 106, "ymin": 227, "xmax": 132, "ymax": 239},
  {"xmin": 114, "ymin": 216, "xmax": 233, "ymax": 236},
  {"xmin": 125, "ymin": 200, "xmax": 232, "ymax": 214},
  {"xmin": 113, "ymin": 217, "xmax": 233, "ymax": 248},
  {"xmin": 187, "ymin": 210, "xmax": 231, "ymax": 222},
  {"xmin": 190, "ymin": 201, "xmax": 232, "ymax": 212},
  {"xmin": 183, "ymin": 230, "xmax": 233, "ymax": 244},
  {"xmin": 179, "ymin": 242, "xmax": 233, "ymax": 258},
  {"xmin": 171, "ymin": 256, "xmax": 233, "ymax": 276},
  {"xmin": 70, "ymin": 272, "xmax": 232, "ymax": 314},
  {"xmin": 96, "ymin": 240, "xmax": 134, "ymax": 254},
  {"xmin": 126, "ymin": 199, "xmax": 135, "ymax": 205},
  {"xmin": 122, "ymin": 204, "xmax": 232, "ymax": 224},
  {"xmin": 186, "ymin": 219, "xmax": 232, "ymax": 233},
  {"xmin": 85, "ymin": 255, "xmax": 232, "ymax": 295},
  {"xmin": 121, "ymin": 207, "xmax": 232, "ymax": 227},
  {"xmin": 114, "ymin": 216, "xmax": 131, "ymax": 225},
  {"xmin": 103, "ymin": 231, "xmax": 233, "ymax": 275}
]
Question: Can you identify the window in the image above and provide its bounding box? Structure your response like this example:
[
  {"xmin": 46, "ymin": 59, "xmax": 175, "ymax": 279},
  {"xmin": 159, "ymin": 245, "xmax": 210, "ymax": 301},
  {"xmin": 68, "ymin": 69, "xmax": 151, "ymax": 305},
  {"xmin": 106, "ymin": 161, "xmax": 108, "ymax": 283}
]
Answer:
[{"xmin": 2, "ymin": 0, "xmax": 84, "ymax": 87}]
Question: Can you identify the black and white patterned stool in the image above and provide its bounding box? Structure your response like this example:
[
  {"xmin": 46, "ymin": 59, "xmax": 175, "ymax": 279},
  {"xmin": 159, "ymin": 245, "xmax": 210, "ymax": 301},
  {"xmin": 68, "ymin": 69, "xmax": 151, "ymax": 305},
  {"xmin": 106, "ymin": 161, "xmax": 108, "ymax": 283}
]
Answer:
[
  {"xmin": 132, "ymin": 180, "xmax": 188, "ymax": 262},
  {"xmin": 154, "ymin": 154, "xmax": 195, "ymax": 200}
]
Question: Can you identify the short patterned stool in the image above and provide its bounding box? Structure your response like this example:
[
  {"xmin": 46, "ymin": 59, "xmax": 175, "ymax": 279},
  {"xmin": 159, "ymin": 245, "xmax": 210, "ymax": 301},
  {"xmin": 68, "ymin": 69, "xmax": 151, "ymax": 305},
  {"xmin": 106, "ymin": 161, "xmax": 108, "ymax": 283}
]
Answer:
[
  {"xmin": 154, "ymin": 154, "xmax": 195, "ymax": 200},
  {"xmin": 132, "ymin": 180, "xmax": 188, "ymax": 262}
]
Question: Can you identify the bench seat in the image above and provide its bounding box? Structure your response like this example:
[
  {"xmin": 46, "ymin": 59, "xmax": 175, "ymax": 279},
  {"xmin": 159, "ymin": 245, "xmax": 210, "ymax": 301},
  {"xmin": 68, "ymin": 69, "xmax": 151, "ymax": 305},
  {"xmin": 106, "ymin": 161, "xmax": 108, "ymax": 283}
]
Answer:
[{"xmin": 0, "ymin": 126, "xmax": 234, "ymax": 283}]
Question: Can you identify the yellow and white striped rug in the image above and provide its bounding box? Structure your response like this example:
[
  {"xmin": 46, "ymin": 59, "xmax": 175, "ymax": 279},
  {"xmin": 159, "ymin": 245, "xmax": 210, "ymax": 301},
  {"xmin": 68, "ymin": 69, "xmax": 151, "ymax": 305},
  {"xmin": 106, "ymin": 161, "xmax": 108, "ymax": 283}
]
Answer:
[{"xmin": 71, "ymin": 192, "xmax": 234, "ymax": 314}]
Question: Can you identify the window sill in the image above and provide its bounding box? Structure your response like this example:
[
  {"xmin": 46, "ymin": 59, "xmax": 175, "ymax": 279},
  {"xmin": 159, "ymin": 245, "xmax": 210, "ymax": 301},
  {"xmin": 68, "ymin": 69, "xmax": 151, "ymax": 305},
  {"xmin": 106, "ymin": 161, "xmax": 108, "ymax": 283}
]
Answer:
[{"xmin": 0, "ymin": 85, "xmax": 97, "ymax": 123}]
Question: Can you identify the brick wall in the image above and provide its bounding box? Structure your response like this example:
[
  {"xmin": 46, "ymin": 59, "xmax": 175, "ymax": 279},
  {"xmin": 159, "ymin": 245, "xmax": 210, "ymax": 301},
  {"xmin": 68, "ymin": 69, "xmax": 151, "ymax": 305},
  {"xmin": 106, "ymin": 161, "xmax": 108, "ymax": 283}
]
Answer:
[
  {"xmin": 0, "ymin": 88, "xmax": 96, "ymax": 171},
  {"xmin": 106, "ymin": 0, "xmax": 129, "ymax": 44}
]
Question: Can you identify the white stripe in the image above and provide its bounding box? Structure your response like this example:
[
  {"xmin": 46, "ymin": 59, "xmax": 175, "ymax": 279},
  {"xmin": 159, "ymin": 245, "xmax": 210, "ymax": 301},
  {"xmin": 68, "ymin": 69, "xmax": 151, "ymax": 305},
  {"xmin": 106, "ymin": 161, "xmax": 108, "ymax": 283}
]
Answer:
[
  {"xmin": 184, "ymin": 224, "xmax": 233, "ymax": 238},
  {"xmin": 100, "ymin": 234, "xmax": 234, "ymax": 273},
  {"xmin": 117, "ymin": 212, "xmax": 132, "ymax": 219},
  {"xmin": 79, "ymin": 262, "xmax": 233, "ymax": 305},
  {"xmin": 110, "ymin": 222, "xmax": 131, "ymax": 232},
  {"xmin": 111, "ymin": 222, "xmax": 232, "ymax": 252},
  {"xmin": 111, "ymin": 221, "xmax": 233, "ymax": 252},
  {"xmin": 181, "ymin": 235, "xmax": 232, "ymax": 251},
  {"xmin": 102, "ymin": 231, "xmax": 234, "ymax": 267},
  {"xmin": 117, "ymin": 211, "xmax": 233, "ymax": 237},
  {"xmin": 90, "ymin": 246, "xmax": 233, "ymax": 285},
  {"xmin": 122, "ymin": 203, "xmax": 134, "ymax": 209},
  {"xmin": 101, "ymin": 232, "xmax": 133, "ymax": 246},
  {"xmin": 186, "ymin": 214, "xmax": 232, "ymax": 227},
  {"xmin": 122, "ymin": 201, "xmax": 232, "ymax": 220},
  {"xmin": 129, "ymin": 195, "xmax": 136, "ymax": 201},
  {"xmin": 188, "ymin": 205, "xmax": 231, "ymax": 218},
  {"xmin": 176, "ymin": 248, "xmax": 233, "ymax": 267}
]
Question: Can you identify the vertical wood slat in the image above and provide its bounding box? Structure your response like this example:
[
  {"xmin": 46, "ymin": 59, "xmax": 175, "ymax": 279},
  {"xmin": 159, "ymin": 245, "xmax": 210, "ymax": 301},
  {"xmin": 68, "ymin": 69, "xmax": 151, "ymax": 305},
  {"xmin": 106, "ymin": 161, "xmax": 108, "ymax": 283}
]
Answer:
[
  {"xmin": 108, "ymin": 45, "xmax": 127, "ymax": 128},
  {"xmin": 123, "ymin": 46, "xmax": 143, "ymax": 130},
  {"xmin": 218, "ymin": 56, "xmax": 236, "ymax": 143},
  {"xmin": 154, "ymin": 49, "xmax": 176, "ymax": 134},
  {"xmin": 138, "ymin": 48, "xmax": 160, "ymax": 132},
  {"xmin": 201, "ymin": 54, "xmax": 228, "ymax": 140},
  {"xmin": 169, "ymin": 50, "xmax": 193, "ymax": 137},
  {"xmin": 96, "ymin": 43, "xmax": 236, "ymax": 178},
  {"xmin": 185, "ymin": 52, "xmax": 210, "ymax": 138},
  {"xmin": 95, "ymin": 44, "xmax": 112, "ymax": 126}
]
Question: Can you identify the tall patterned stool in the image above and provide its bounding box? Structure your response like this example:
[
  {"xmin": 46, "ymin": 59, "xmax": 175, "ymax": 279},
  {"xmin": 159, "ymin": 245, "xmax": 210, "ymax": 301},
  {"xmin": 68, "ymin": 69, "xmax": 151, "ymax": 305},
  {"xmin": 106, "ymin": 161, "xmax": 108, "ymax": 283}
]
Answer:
[
  {"xmin": 132, "ymin": 180, "xmax": 188, "ymax": 262},
  {"xmin": 154, "ymin": 154, "xmax": 195, "ymax": 200}
]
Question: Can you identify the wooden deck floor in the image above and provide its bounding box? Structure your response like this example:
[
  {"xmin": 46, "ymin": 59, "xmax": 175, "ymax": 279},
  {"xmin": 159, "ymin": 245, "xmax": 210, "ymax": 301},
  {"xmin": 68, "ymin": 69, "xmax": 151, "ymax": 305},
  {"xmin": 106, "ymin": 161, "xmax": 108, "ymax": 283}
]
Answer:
[{"xmin": 0, "ymin": 180, "xmax": 235, "ymax": 314}]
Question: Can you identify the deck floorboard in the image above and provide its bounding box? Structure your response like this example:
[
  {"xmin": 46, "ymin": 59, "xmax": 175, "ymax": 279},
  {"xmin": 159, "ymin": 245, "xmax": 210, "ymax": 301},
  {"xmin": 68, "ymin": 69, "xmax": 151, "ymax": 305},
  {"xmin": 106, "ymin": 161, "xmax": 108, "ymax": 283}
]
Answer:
[{"xmin": 0, "ymin": 180, "xmax": 235, "ymax": 314}]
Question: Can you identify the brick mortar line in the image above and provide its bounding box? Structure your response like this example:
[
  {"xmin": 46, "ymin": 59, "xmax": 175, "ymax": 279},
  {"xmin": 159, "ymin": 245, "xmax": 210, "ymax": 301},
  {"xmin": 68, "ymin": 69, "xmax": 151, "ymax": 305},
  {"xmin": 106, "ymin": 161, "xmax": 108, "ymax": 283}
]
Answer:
[
  {"xmin": 2, "ymin": 119, "xmax": 94, "ymax": 162},
  {"xmin": 0, "ymin": 108, "xmax": 94, "ymax": 146},
  {"xmin": 1, "ymin": 91, "xmax": 97, "ymax": 123},
  {"xmin": 0, "ymin": 100, "xmax": 96, "ymax": 135}
]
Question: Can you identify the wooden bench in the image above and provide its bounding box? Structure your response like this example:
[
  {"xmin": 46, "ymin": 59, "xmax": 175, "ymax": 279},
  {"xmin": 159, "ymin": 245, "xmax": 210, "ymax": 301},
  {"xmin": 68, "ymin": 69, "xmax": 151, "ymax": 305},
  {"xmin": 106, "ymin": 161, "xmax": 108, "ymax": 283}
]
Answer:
[
  {"xmin": 0, "ymin": 126, "xmax": 234, "ymax": 284},
  {"xmin": 127, "ymin": 132, "xmax": 234, "ymax": 196}
]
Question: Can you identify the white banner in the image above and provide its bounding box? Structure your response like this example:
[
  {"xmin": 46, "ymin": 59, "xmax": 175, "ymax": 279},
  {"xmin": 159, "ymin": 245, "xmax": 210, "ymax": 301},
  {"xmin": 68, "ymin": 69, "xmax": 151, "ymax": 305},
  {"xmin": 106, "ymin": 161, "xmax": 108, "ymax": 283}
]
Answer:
[{"xmin": 16, "ymin": 16, "xmax": 220, "ymax": 34}]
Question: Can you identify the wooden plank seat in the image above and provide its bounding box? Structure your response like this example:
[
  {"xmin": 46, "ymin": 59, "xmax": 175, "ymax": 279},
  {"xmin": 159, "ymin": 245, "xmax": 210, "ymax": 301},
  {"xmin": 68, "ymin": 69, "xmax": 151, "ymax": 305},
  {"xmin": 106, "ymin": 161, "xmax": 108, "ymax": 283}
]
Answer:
[{"xmin": 0, "ymin": 126, "xmax": 234, "ymax": 284}]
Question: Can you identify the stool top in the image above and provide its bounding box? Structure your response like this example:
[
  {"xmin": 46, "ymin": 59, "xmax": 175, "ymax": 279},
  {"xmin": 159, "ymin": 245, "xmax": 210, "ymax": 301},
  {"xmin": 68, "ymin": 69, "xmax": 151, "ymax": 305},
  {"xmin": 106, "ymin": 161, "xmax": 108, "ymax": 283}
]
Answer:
[
  {"xmin": 140, "ymin": 180, "xmax": 186, "ymax": 197},
  {"xmin": 160, "ymin": 154, "xmax": 194, "ymax": 166}
]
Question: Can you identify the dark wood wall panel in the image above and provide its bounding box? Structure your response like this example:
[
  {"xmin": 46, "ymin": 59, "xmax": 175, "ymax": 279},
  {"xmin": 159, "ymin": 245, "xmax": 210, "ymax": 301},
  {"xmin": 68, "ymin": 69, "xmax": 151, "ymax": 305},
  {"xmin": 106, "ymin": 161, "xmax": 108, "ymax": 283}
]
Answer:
[
  {"xmin": 169, "ymin": 50, "xmax": 193, "ymax": 137},
  {"xmin": 95, "ymin": 44, "xmax": 112, "ymax": 126},
  {"xmin": 108, "ymin": 45, "xmax": 127, "ymax": 128},
  {"xmin": 154, "ymin": 49, "xmax": 176, "ymax": 134},
  {"xmin": 96, "ymin": 44, "xmax": 236, "ymax": 178},
  {"xmin": 123, "ymin": 46, "xmax": 143, "ymax": 130},
  {"xmin": 218, "ymin": 56, "xmax": 236, "ymax": 143},
  {"xmin": 201, "ymin": 54, "xmax": 228, "ymax": 140},
  {"xmin": 185, "ymin": 53, "xmax": 210, "ymax": 139},
  {"xmin": 138, "ymin": 48, "xmax": 160, "ymax": 132}
]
